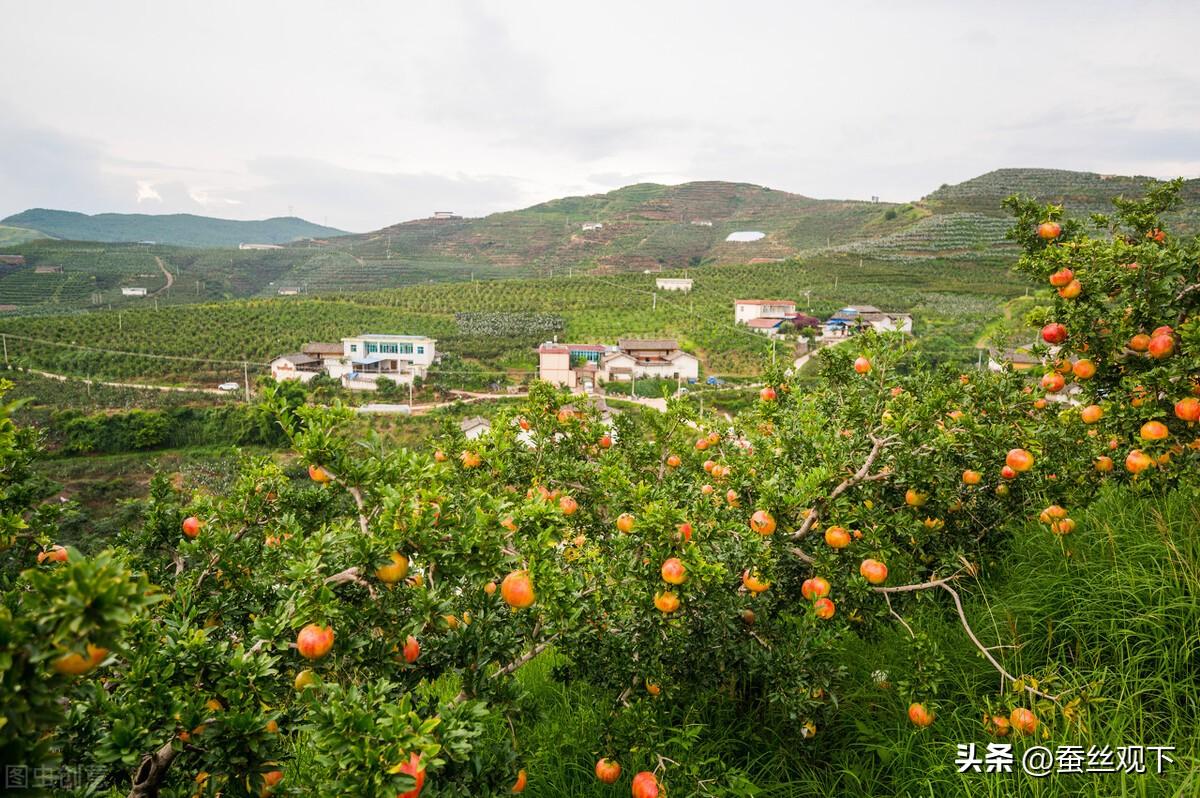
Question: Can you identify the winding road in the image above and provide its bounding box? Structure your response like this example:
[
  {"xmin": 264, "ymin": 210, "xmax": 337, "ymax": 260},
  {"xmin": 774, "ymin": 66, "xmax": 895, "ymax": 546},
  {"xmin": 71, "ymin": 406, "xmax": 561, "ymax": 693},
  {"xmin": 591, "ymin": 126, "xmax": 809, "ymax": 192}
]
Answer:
[{"xmin": 150, "ymin": 256, "xmax": 174, "ymax": 297}]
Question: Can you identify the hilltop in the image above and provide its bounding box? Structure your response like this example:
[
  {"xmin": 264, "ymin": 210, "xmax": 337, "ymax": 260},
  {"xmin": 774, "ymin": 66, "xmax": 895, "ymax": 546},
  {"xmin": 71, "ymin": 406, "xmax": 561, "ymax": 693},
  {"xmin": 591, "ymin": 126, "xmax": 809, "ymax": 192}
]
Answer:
[
  {"xmin": 318, "ymin": 181, "xmax": 924, "ymax": 271},
  {"xmin": 0, "ymin": 209, "xmax": 347, "ymax": 248},
  {"xmin": 2, "ymin": 168, "xmax": 1196, "ymax": 315},
  {"xmin": 315, "ymin": 170, "xmax": 1200, "ymax": 270}
]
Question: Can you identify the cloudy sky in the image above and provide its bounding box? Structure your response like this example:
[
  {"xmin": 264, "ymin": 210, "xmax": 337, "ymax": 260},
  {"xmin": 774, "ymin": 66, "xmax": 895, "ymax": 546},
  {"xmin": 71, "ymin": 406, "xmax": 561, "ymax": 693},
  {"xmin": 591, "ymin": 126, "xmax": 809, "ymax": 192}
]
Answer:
[{"xmin": 2, "ymin": 0, "xmax": 1198, "ymax": 232}]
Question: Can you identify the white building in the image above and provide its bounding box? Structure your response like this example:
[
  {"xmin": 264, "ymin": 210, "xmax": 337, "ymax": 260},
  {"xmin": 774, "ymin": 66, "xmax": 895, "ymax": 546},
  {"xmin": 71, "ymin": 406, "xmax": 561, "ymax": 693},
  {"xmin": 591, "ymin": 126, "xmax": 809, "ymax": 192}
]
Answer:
[
  {"xmin": 538, "ymin": 339, "xmax": 699, "ymax": 389},
  {"xmin": 690, "ymin": 220, "xmax": 713, "ymax": 227},
  {"xmin": 121, "ymin": 287, "xmax": 148, "ymax": 297},
  {"xmin": 432, "ymin": 211, "xmax": 462, "ymax": 220},
  {"xmin": 460, "ymin": 416, "xmax": 491, "ymax": 440},
  {"xmin": 581, "ymin": 222, "xmax": 604, "ymax": 231},
  {"xmin": 238, "ymin": 243, "xmax": 284, "ymax": 250},
  {"xmin": 655, "ymin": 278, "xmax": 693, "ymax": 292},
  {"xmin": 822, "ymin": 306, "xmax": 913, "ymax": 337},
  {"xmin": 277, "ymin": 287, "xmax": 301, "ymax": 296},
  {"xmin": 734, "ymin": 299, "xmax": 796, "ymax": 324},
  {"xmin": 271, "ymin": 334, "xmax": 437, "ymax": 390}
]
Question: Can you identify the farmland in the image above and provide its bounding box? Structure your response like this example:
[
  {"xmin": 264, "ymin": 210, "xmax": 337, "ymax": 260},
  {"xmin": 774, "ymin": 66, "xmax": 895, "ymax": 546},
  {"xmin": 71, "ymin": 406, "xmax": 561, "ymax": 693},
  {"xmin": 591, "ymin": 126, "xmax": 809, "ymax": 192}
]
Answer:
[{"xmin": 0, "ymin": 255, "xmax": 1028, "ymax": 386}]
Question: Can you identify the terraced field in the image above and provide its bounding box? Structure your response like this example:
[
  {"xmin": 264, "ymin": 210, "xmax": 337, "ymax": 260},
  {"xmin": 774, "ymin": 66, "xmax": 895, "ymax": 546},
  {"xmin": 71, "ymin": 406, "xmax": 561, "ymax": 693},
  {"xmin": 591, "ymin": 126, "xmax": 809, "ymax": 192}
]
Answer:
[
  {"xmin": 824, "ymin": 213, "xmax": 1016, "ymax": 260},
  {"xmin": 0, "ymin": 254, "xmax": 1028, "ymax": 385}
]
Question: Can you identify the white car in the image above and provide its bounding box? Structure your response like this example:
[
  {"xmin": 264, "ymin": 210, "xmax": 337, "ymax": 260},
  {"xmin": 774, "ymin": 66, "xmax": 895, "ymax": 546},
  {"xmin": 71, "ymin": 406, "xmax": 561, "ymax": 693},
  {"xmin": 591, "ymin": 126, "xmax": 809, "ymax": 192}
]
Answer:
[{"xmin": 217, "ymin": 382, "xmax": 240, "ymax": 392}]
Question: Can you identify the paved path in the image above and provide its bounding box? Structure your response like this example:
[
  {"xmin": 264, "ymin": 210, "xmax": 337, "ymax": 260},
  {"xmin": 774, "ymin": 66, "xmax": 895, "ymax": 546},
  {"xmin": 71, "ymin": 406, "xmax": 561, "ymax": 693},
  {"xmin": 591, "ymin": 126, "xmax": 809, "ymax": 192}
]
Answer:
[{"xmin": 23, "ymin": 368, "xmax": 225, "ymax": 395}]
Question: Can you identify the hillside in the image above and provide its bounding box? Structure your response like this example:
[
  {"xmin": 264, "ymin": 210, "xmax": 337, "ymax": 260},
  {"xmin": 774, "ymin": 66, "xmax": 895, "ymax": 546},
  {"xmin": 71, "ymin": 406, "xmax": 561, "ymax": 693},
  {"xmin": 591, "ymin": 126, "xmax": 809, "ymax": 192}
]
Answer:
[
  {"xmin": 0, "ymin": 209, "xmax": 347, "ymax": 248},
  {"xmin": 2, "ymin": 169, "xmax": 1195, "ymax": 315},
  {"xmin": 317, "ymin": 181, "xmax": 921, "ymax": 271}
]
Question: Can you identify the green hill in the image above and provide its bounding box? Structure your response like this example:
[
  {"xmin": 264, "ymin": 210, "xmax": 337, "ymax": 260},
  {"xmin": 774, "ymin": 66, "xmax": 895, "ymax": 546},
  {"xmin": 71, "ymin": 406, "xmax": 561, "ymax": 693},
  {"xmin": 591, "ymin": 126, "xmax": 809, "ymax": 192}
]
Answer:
[
  {"xmin": 0, "ymin": 209, "xmax": 347, "ymax": 248},
  {"xmin": 0, "ymin": 224, "xmax": 47, "ymax": 247},
  {"xmin": 318, "ymin": 181, "xmax": 919, "ymax": 271}
]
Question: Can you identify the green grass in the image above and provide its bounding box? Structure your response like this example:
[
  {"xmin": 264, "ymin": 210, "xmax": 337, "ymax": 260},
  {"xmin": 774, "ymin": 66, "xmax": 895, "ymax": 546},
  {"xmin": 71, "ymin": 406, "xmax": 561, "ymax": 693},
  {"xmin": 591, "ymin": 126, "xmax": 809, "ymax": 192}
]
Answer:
[{"xmin": 506, "ymin": 484, "xmax": 1200, "ymax": 796}]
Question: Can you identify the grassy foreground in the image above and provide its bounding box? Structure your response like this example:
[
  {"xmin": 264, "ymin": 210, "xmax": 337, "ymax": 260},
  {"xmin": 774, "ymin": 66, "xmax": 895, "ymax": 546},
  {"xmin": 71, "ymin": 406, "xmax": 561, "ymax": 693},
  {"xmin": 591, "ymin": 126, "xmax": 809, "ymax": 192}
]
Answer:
[{"xmin": 506, "ymin": 484, "xmax": 1200, "ymax": 797}]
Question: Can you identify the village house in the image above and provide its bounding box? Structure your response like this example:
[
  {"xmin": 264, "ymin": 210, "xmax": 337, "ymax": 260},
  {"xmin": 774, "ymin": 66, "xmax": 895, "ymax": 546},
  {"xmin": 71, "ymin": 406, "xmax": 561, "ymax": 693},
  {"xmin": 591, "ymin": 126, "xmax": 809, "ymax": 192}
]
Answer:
[
  {"xmin": 432, "ymin": 211, "xmax": 462, "ymax": 220},
  {"xmin": 460, "ymin": 416, "xmax": 491, "ymax": 440},
  {"xmin": 746, "ymin": 313, "xmax": 821, "ymax": 338},
  {"xmin": 655, "ymin": 277, "xmax": 693, "ymax": 292},
  {"xmin": 121, "ymin": 287, "xmax": 148, "ymax": 297},
  {"xmin": 0, "ymin": 255, "xmax": 27, "ymax": 266},
  {"xmin": 238, "ymin": 243, "xmax": 283, "ymax": 250},
  {"xmin": 271, "ymin": 334, "xmax": 437, "ymax": 390},
  {"xmin": 537, "ymin": 339, "xmax": 699, "ymax": 389},
  {"xmin": 581, "ymin": 222, "xmax": 604, "ymax": 231},
  {"xmin": 734, "ymin": 299, "xmax": 797, "ymax": 324},
  {"xmin": 822, "ymin": 306, "xmax": 913, "ymax": 337}
]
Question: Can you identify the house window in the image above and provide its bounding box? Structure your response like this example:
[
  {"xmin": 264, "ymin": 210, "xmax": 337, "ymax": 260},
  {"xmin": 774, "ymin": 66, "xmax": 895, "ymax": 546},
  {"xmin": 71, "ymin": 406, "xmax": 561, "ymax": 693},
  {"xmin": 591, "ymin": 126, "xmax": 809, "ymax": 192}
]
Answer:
[
  {"xmin": 399, "ymin": 343, "xmax": 414, "ymax": 354},
  {"xmin": 349, "ymin": 344, "xmax": 357, "ymax": 353},
  {"xmin": 366, "ymin": 342, "xmax": 378, "ymax": 354},
  {"xmin": 381, "ymin": 343, "xmax": 398, "ymax": 353},
  {"xmin": 416, "ymin": 346, "xmax": 424, "ymax": 354}
]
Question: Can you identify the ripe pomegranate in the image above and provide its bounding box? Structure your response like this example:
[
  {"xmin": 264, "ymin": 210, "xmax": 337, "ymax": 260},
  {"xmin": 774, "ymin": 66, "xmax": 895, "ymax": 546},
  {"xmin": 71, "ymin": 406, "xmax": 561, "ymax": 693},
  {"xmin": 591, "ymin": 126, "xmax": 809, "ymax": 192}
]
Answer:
[
  {"xmin": 375, "ymin": 553, "xmax": 410, "ymax": 583},
  {"xmin": 182, "ymin": 516, "xmax": 202, "ymax": 538},
  {"xmin": 397, "ymin": 752, "xmax": 426, "ymax": 798},
  {"xmin": 801, "ymin": 576, "xmax": 831, "ymax": 600},
  {"xmin": 403, "ymin": 635, "xmax": 420, "ymax": 664},
  {"xmin": 908, "ymin": 702, "xmax": 935, "ymax": 727},
  {"xmin": 1037, "ymin": 221, "xmax": 1061, "ymax": 240},
  {"xmin": 595, "ymin": 758, "xmax": 621, "ymax": 784},
  {"xmin": 1174, "ymin": 398, "xmax": 1200, "ymax": 422},
  {"xmin": 1009, "ymin": 707, "xmax": 1039, "ymax": 735},
  {"xmin": 759, "ymin": 386, "xmax": 777, "ymax": 402},
  {"xmin": 1057, "ymin": 279, "xmax": 1082, "ymax": 299},
  {"xmin": 1040, "ymin": 372, "xmax": 1065, "ymax": 393},
  {"xmin": 962, "ymin": 469, "xmax": 982, "ymax": 485},
  {"xmin": 501, "ymin": 570, "xmax": 536, "ymax": 608},
  {"xmin": 813, "ymin": 597, "xmax": 836, "ymax": 619},
  {"xmin": 1072, "ymin": 359, "xmax": 1095, "ymax": 379},
  {"xmin": 1005, "ymin": 448, "xmax": 1034, "ymax": 472},
  {"xmin": 1148, "ymin": 334, "xmax": 1175, "ymax": 359},
  {"xmin": 824, "ymin": 526, "xmax": 851, "ymax": 548},
  {"xmin": 308, "ymin": 465, "xmax": 331, "ymax": 483},
  {"xmin": 1125, "ymin": 449, "xmax": 1153, "ymax": 474},
  {"xmin": 1140, "ymin": 421, "xmax": 1169, "ymax": 441},
  {"xmin": 853, "ymin": 356, "xmax": 872, "ymax": 374},
  {"xmin": 37, "ymin": 545, "xmax": 69, "ymax": 565},
  {"xmin": 1040, "ymin": 323, "xmax": 1067, "ymax": 344},
  {"xmin": 631, "ymin": 771, "xmax": 659, "ymax": 798},
  {"xmin": 749, "ymin": 510, "xmax": 776, "ymax": 535},
  {"xmin": 654, "ymin": 591, "xmax": 680, "ymax": 613},
  {"xmin": 742, "ymin": 570, "xmax": 770, "ymax": 593},
  {"xmin": 859, "ymin": 558, "xmax": 888, "ymax": 585},
  {"xmin": 660, "ymin": 558, "xmax": 686, "ymax": 585},
  {"xmin": 295, "ymin": 624, "xmax": 334, "ymax": 660},
  {"xmin": 1081, "ymin": 405, "xmax": 1103, "ymax": 424},
  {"xmin": 1048, "ymin": 267, "xmax": 1074, "ymax": 287},
  {"xmin": 616, "ymin": 513, "xmax": 635, "ymax": 533}
]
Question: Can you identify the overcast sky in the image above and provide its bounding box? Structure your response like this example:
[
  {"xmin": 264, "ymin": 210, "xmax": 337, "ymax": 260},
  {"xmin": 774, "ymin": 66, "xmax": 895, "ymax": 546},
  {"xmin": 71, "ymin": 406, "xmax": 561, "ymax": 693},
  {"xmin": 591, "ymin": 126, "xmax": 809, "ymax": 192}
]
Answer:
[{"xmin": 2, "ymin": 0, "xmax": 1198, "ymax": 232}]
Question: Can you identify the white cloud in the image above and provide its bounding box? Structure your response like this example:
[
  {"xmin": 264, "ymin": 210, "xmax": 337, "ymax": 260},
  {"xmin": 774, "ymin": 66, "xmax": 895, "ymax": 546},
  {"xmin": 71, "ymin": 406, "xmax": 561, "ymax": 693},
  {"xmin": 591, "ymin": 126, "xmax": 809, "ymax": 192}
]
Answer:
[
  {"xmin": 135, "ymin": 181, "xmax": 162, "ymax": 203},
  {"xmin": 1, "ymin": 0, "xmax": 1198, "ymax": 229}
]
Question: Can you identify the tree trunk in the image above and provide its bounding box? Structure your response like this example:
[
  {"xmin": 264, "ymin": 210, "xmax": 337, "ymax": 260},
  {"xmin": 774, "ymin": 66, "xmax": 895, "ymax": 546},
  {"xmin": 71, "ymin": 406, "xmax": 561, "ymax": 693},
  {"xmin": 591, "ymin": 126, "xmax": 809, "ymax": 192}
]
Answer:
[{"xmin": 128, "ymin": 741, "xmax": 177, "ymax": 798}]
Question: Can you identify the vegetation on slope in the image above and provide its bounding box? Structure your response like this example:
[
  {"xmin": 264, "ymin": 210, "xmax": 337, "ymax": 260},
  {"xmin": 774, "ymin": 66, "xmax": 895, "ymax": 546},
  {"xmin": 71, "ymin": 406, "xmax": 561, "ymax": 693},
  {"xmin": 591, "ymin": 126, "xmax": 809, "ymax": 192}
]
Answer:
[{"xmin": 1, "ymin": 208, "xmax": 347, "ymax": 248}]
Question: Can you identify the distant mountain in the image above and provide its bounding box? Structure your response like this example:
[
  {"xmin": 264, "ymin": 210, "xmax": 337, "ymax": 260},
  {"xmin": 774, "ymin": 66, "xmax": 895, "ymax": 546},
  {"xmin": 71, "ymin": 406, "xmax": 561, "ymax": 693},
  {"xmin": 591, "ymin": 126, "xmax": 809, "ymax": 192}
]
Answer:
[
  {"xmin": 0, "ymin": 209, "xmax": 348, "ymax": 248},
  {"xmin": 318, "ymin": 181, "xmax": 923, "ymax": 271},
  {"xmin": 924, "ymin": 168, "xmax": 1200, "ymax": 215}
]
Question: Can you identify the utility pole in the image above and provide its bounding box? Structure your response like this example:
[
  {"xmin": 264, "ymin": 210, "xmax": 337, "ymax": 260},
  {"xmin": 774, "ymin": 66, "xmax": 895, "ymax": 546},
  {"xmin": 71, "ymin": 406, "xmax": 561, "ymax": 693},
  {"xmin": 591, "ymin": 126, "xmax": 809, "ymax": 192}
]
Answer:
[
  {"xmin": 652, "ymin": 292, "xmax": 657, "ymax": 311},
  {"xmin": 408, "ymin": 377, "xmax": 413, "ymax": 408},
  {"xmin": 243, "ymin": 363, "xmax": 250, "ymax": 402},
  {"xmin": 1, "ymin": 334, "xmax": 7, "ymax": 366}
]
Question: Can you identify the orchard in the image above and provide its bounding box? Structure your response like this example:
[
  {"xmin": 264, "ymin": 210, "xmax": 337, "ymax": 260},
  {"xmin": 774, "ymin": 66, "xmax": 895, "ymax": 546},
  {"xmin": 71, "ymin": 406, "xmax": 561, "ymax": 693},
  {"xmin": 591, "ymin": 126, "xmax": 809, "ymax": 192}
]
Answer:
[{"xmin": 1, "ymin": 182, "xmax": 1197, "ymax": 796}]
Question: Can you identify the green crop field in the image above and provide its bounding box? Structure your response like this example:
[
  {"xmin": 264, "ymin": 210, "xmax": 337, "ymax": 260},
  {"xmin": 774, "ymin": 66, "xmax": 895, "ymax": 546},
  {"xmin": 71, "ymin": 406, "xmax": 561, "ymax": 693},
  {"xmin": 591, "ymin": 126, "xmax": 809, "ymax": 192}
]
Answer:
[{"xmin": 0, "ymin": 254, "xmax": 1027, "ymax": 387}]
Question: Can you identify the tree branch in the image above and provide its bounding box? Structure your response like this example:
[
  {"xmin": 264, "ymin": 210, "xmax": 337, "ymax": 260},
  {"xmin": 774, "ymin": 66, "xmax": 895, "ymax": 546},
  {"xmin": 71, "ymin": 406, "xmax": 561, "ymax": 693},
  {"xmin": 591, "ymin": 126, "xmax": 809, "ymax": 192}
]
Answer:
[
  {"xmin": 127, "ymin": 740, "xmax": 177, "ymax": 798},
  {"xmin": 937, "ymin": 582, "xmax": 1060, "ymax": 701},
  {"xmin": 792, "ymin": 434, "xmax": 895, "ymax": 540},
  {"xmin": 453, "ymin": 633, "xmax": 560, "ymax": 702},
  {"xmin": 324, "ymin": 566, "xmax": 378, "ymax": 599}
]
